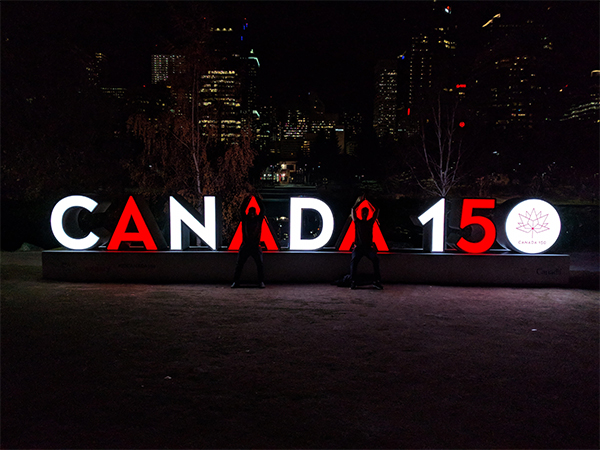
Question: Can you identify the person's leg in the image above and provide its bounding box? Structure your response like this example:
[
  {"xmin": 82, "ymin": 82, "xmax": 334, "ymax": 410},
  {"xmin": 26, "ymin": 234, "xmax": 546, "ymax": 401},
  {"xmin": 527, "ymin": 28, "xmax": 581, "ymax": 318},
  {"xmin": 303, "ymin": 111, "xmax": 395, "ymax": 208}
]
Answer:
[
  {"xmin": 250, "ymin": 247, "xmax": 265, "ymax": 285},
  {"xmin": 350, "ymin": 247, "xmax": 364, "ymax": 288},
  {"xmin": 366, "ymin": 249, "xmax": 383, "ymax": 289},
  {"xmin": 367, "ymin": 249, "xmax": 381, "ymax": 281},
  {"xmin": 350, "ymin": 249, "xmax": 359, "ymax": 280},
  {"xmin": 232, "ymin": 245, "xmax": 250, "ymax": 286}
]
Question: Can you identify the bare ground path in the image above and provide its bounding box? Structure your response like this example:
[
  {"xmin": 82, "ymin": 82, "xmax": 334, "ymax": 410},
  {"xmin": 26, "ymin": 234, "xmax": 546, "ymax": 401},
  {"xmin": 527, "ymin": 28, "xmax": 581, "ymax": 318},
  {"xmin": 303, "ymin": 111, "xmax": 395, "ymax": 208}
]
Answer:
[{"xmin": 1, "ymin": 252, "xmax": 598, "ymax": 449}]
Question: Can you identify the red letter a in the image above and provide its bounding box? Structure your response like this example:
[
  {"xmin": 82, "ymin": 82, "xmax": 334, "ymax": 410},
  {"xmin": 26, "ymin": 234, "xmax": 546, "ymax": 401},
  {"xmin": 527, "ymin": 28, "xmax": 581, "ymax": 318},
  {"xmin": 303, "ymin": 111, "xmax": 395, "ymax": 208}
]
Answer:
[
  {"xmin": 107, "ymin": 196, "xmax": 166, "ymax": 251},
  {"xmin": 336, "ymin": 199, "xmax": 389, "ymax": 251},
  {"xmin": 228, "ymin": 196, "xmax": 279, "ymax": 251}
]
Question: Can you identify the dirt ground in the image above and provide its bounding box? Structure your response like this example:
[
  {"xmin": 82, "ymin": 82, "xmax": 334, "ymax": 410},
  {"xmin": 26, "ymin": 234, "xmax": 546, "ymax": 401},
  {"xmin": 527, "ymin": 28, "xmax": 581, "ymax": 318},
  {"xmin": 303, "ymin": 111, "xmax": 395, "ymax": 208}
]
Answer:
[{"xmin": 1, "ymin": 252, "xmax": 598, "ymax": 449}]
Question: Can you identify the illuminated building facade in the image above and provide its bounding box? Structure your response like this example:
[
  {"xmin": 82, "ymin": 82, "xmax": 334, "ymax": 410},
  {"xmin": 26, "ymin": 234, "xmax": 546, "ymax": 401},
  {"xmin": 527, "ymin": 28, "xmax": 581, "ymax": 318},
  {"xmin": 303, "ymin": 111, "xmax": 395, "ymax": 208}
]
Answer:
[
  {"xmin": 86, "ymin": 52, "xmax": 107, "ymax": 87},
  {"xmin": 489, "ymin": 55, "xmax": 542, "ymax": 129},
  {"xmin": 151, "ymin": 54, "xmax": 184, "ymax": 85},
  {"xmin": 473, "ymin": 7, "xmax": 554, "ymax": 131},
  {"xmin": 283, "ymin": 109, "xmax": 308, "ymax": 139},
  {"xmin": 373, "ymin": 59, "xmax": 398, "ymax": 139},
  {"xmin": 256, "ymin": 105, "xmax": 280, "ymax": 153},
  {"xmin": 199, "ymin": 20, "xmax": 259, "ymax": 143},
  {"xmin": 305, "ymin": 92, "xmax": 340, "ymax": 151},
  {"xmin": 560, "ymin": 71, "xmax": 600, "ymax": 124},
  {"xmin": 342, "ymin": 112, "xmax": 364, "ymax": 156},
  {"xmin": 100, "ymin": 87, "xmax": 127, "ymax": 99},
  {"xmin": 281, "ymin": 95, "xmax": 342, "ymax": 159},
  {"xmin": 200, "ymin": 70, "xmax": 242, "ymax": 142},
  {"xmin": 243, "ymin": 49, "xmax": 260, "ymax": 118},
  {"xmin": 409, "ymin": 35, "xmax": 432, "ymax": 106},
  {"xmin": 279, "ymin": 109, "xmax": 306, "ymax": 160},
  {"xmin": 87, "ymin": 53, "xmax": 128, "ymax": 101},
  {"xmin": 309, "ymin": 113, "xmax": 338, "ymax": 134},
  {"xmin": 342, "ymin": 112, "xmax": 364, "ymax": 138},
  {"xmin": 408, "ymin": 3, "xmax": 456, "ymax": 109}
]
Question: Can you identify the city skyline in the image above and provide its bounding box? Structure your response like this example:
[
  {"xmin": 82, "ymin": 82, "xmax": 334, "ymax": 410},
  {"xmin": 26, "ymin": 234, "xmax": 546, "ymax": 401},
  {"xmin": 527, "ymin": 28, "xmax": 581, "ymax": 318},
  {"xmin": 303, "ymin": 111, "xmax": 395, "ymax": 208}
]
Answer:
[
  {"xmin": 4, "ymin": 1, "xmax": 598, "ymax": 115},
  {"xmin": 2, "ymin": 1, "xmax": 598, "ymax": 254}
]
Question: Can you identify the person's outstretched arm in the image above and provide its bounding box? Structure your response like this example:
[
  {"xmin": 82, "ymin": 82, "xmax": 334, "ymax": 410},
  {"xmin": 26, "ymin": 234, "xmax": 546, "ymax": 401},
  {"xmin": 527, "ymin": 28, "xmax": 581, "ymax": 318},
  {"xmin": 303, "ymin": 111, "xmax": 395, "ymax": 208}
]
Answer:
[
  {"xmin": 240, "ymin": 196, "xmax": 251, "ymax": 220},
  {"xmin": 373, "ymin": 208, "xmax": 380, "ymax": 221},
  {"xmin": 351, "ymin": 195, "xmax": 365, "ymax": 221},
  {"xmin": 256, "ymin": 196, "xmax": 266, "ymax": 219}
]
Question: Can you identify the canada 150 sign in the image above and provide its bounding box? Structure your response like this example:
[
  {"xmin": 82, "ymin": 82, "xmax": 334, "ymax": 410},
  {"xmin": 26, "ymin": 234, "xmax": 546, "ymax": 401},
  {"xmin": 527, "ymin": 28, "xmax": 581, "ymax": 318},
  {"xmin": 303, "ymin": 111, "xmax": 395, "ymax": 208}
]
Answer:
[{"xmin": 50, "ymin": 195, "xmax": 561, "ymax": 254}]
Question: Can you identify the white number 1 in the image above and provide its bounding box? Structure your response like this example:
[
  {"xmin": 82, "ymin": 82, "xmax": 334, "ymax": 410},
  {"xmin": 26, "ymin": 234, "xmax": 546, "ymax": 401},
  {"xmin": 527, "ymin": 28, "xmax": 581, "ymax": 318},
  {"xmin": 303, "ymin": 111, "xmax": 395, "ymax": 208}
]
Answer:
[{"xmin": 418, "ymin": 198, "xmax": 446, "ymax": 252}]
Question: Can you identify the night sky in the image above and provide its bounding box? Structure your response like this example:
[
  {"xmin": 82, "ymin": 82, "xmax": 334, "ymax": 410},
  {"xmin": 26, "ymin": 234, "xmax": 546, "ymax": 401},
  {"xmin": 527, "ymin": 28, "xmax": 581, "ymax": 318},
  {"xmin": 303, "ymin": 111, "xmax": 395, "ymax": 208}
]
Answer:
[{"xmin": 3, "ymin": 1, "xmax": 598, "ymax": 114}]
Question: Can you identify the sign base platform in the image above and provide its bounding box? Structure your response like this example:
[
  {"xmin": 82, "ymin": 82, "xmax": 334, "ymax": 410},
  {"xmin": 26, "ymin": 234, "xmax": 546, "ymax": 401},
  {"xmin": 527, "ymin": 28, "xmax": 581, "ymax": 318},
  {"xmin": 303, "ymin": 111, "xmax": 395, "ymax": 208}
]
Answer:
[{"xmin": 42, "ymin": 250, "xmax": 570, "ymax": 286}]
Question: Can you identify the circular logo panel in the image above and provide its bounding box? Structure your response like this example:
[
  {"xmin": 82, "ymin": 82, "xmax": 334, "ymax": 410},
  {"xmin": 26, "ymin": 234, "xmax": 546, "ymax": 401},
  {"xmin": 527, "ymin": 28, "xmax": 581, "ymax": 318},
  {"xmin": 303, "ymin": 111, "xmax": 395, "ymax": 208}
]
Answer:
[{"xmin": 504, "ymin": 199, "xmax": 561, "ymax": 253}]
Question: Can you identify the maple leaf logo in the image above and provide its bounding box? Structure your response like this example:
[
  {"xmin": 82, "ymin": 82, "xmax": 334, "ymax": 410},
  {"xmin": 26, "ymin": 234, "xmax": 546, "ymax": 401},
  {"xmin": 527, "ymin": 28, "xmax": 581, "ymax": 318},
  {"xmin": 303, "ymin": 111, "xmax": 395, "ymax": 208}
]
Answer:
[{"xmin": 516, "ymin": 208, "xmax": 550, "ymax": 238}]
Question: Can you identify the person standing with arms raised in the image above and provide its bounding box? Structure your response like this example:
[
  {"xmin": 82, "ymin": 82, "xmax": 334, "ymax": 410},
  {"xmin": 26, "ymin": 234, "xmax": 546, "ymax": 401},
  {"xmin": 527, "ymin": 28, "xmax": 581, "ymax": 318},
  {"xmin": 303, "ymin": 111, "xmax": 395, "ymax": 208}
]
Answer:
[
  {"xmin": 231, "ymin": 195, "xmax": 266, "ymax": 288},
  {"xmin": 350, "ymin": 195, "xmax": 383, "ymax": 290}
]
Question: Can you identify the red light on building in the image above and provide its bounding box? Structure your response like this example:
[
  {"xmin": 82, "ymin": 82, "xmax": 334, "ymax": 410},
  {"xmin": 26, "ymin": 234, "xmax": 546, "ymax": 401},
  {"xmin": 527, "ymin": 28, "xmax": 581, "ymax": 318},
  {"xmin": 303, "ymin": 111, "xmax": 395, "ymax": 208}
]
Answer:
[
  {"xmin": 456, "ymin": 84, "xmax": 466, "ymax": 89},
  {"xmin": 459, "ymin": 122, "xmax": 465, "ymax": 128},
  {"xmin": 407, "ymin": 108, "xmax": 411, "ymax": 116}
]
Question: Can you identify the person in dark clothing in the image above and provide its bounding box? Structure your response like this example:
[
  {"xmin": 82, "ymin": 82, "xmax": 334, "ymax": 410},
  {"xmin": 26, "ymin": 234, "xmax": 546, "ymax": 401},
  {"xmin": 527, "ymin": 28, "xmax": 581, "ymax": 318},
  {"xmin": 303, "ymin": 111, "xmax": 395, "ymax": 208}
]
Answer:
[
  {"xmin": 231, "ymin": 196, "xmax": 266, "ymax": 288},
  {"xmin": 350, "ymin": 196, "xmax": 383, "ymax": 290}
]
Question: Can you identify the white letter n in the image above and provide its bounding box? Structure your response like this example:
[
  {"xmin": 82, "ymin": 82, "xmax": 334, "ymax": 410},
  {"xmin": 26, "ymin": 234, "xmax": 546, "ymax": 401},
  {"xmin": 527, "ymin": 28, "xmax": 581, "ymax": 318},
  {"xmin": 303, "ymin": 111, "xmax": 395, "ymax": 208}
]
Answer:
[{"xmin": 169, "ymin": 196, "xmax": 216, "ymax": 250}]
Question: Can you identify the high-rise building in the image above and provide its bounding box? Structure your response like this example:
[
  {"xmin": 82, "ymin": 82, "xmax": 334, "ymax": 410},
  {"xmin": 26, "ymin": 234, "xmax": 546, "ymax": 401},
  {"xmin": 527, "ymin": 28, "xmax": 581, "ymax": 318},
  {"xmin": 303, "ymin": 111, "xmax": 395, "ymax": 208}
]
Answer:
[
  {"xmin": 472, "ymin": 6, "xmax": 554, "ymax": 131},
  {"xmin": 151, "ymin": 54, "xmax": 184, "ymax": 85},
  {"xmin": 87, "ymin": 52, "xmax": 127, "ymax": 100},
  {"xmin": 373, "ymin": 59, "xmax": 398, "ymax": 139},
  {"xmin": 242, "ymin": 49, "xmax": 260, "ymax": 117},
  {"xmin": 199, "ymin": 20, "xmax": 259, "ymax": 143},
  {"xmin": 100, "ymin": 87, "xmax": 127, "ymax": 99},
  {"xmin": 256, "ymin": 104, "xmax": 280, "ymax": 153},
  {"xmin": 560, "ymin": 71, "xmax": 600, "ymax": 125},
  {"xmin": 408, "ymin": 3, "xmax": 456, "ymax": 109},
  {"xmin": 409, "ymin": 34, "xmax": 432, "ymax": 107},
  {"xmin": 342, "ymin": 112, "xmax": 364, "ymax": 138},
  {"xmin": 200, "ymin": 70, "xmax": 242, "ymax": 142},
  {"xmin": 282, "ymin": 108, "xmax": 308, "ymax": 140},
  {"xmin": 86, "ymin": 52, "xmax": 107, "ymax": 87}
]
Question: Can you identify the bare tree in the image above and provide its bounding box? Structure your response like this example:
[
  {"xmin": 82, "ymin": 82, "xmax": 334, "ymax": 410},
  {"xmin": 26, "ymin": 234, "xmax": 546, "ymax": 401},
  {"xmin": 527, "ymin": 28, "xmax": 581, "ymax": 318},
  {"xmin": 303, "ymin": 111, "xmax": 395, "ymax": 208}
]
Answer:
[
  {"xmin": 126, "ymin": 38, "xmax": 216, "ymax": 206},
  {"xmin": 126, "ymin": 9, "xmax": 256, "ymax": 242},
  {"xmin": 409, "ymin": 95, "xmax": 465, "ymax": 197}
]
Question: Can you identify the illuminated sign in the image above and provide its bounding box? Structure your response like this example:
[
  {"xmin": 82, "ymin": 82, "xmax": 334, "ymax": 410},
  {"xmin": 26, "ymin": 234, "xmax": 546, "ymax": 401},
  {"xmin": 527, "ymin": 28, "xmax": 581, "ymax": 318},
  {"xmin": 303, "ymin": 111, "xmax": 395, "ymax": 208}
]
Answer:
[
  {"xmin": 337, "ymin": 199, "xmax": 389, "ymax": 251},
  {"xmin": 456, "ymin": 198, "xmax": 497, "ymax": 253},
  {"xmin": 50, "ymin": 195, "xmax": 109, "ymax": 250},
  {"xmin": 107, "ymin": 196, "xmax": 167, "ymax": 250},
  {"xmin": 50, "ymin": 195, "xmax": 562, "ymax": 255},
  {"xmin": 289, "ymin": 197, "xmax": 334, "ymax": 250},
  {"xmin": 416, "ymin": 198, "xmax": 446, "ymax": 252},
  {"xmin": 169, "ymin": 195, "xmax": 217, "ymax": 250},
  {"xmin": 228, "ymin": 196, "xmax": 279, "ymax": 251},
  {"xmin": 497, "ymin": 199, "xmax": 561, "ymax": 254},
  {"xmin": 415, "ymin": 198, "xmax": 561, "ymax": 254}
]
